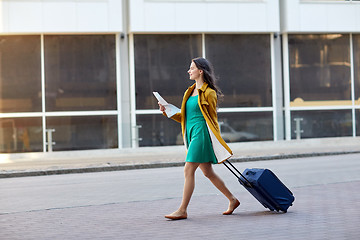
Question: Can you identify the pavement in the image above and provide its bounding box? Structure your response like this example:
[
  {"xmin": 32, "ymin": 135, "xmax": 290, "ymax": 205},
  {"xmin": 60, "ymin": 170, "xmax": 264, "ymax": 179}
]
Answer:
[
  {"xmin": 1, "ymin": 152, "xmax": 360, "ymax": 239},
  {"xmin": 1, "ymin": 137, "xmax": 360, "ymax": 239},
  {"xmin": 1, "ymin": 136, "xmax": 360, "ymax": 178}
]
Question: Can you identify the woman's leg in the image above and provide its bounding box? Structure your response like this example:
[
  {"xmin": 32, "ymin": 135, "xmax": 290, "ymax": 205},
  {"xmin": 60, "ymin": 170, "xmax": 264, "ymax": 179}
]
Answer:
[
  {"xmin": 199, "ymin": 163, "xmax": 240, "ymax": 214},
  {"xmin": 165, "ymin": 162, "xmax": 200, "ymax": 219}
]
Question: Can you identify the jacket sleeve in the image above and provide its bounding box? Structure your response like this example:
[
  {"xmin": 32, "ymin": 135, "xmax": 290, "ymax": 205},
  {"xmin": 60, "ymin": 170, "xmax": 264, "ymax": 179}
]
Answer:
[
  {"xmin": 161, "ymin": 111, "xmax": 182, "ymax": 123},
  {"xmin": 169, "ymin": 112, "xmax": 182, "ymax": 123},
  {"xmin": 162, "ymin": 88, "xmax": 189, "ymax": 123},
  {"xmin": 207, "ymin": 91, "xmax": 220, "ymax": 132}
]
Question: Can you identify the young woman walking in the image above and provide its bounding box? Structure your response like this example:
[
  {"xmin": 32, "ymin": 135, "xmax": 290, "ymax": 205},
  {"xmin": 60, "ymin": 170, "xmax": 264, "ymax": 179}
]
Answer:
[{"xmin": 158, "ymin": 57, "xmax": 240, "ymax": 220}]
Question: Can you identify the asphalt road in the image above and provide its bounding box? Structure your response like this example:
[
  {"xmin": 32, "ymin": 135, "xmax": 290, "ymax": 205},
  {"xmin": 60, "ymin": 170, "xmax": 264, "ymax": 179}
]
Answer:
[{"xmin": 1, "ymin": 154, "xmax": 360, "ymax": 239}]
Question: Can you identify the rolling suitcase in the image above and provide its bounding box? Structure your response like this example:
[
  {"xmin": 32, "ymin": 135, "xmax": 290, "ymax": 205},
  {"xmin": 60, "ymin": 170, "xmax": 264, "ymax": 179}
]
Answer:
[{"xmin": 223, "ymin": 160, "xmax": 295, "ymax": 213}]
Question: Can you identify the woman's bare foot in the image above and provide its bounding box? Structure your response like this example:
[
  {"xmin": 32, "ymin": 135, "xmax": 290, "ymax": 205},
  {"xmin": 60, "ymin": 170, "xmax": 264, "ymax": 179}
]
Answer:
[
  {"xmin": 223, "ymin": 198, "xmax": 240, "ymax": 215},
  {"xmin": 165, "ymin": 210, "xmax": 188, "ymax": 220}
]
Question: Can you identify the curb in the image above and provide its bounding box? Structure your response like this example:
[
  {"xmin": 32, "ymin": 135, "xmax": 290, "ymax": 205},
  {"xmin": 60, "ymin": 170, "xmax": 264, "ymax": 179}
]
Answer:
[{"xmin": 1, "ymin": 150, "xmax": 360, "ymax": 179}]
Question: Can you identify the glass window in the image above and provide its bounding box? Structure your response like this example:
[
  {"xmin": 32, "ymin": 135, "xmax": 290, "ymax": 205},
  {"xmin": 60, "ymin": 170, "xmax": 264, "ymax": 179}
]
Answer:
[
  {"xmin": 136, "ymin": 114, "xmax": 181, "ymax": 147},
  {"xmin": 288, "ymin": 34, "xmax": 351, "ymax": 106},
  {"xmin": 136, "ymin": 112, "xmax": 273, "ymax": 147},
  {"xmin": 356, "ymin": 110, "xmax": 360, "ymax": 136},
  {"xmin": 44, "ymin": 35, "xmax": 117, "ymax": 111},
  {"xmin": 353, "ymin": 34, "xmax": 360, "ymax": 104},
  {"xmin": 46, "ymin": 115, "xmax": 118, "ymax": 151},
  {"xmin": 134, "ymin": 34, "xmax": 202, "ymax": 110},
  {"xmin": 291, "ymin": 110, "xmax": 352, "ymax": 139},
  {"xmin": 0, "ymin": 117, "xmax": 43, "ymax": 153},
  {"xmin": 217, "ymin": 112, "xmax": 273, "ymax": 142},
  {"xmin": 205, "ymin": 34, "xmax": 272, "ymax": 108},
  {"xmin": 0, "ymin": 36, "xmax": 41, "ymax": 113}
]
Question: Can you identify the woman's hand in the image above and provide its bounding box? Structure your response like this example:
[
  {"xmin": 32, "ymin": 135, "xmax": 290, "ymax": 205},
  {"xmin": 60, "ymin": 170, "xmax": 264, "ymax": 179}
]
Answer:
[{"xmin": 158, "ymin": 102, "xmax": 166, "ymax": 112}]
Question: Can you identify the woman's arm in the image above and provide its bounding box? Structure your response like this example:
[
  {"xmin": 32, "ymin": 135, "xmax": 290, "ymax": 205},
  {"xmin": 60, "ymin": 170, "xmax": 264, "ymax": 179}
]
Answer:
[{"xmin": 158, "ymin": 103, "xmax": 182, "ymax": 123}]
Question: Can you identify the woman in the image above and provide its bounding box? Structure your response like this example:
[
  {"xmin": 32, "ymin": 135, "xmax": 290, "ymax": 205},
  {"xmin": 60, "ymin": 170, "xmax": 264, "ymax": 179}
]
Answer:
[{"xmin": 159, "ymin": 57, "xmax": 240, "ymax": 220}]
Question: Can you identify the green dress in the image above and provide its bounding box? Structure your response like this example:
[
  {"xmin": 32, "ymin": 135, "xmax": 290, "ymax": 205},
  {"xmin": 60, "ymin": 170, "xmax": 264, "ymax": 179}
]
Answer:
[{"xmin": 185, "ymin": 95, "xmax": 217, "ymax": 164}]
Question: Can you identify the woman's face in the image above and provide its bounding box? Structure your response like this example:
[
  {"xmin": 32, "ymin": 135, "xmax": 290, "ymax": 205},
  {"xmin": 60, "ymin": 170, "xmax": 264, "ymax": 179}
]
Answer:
[{"xmin": 188, "ymin": 61, "xmax": 202, "ymax": 80}]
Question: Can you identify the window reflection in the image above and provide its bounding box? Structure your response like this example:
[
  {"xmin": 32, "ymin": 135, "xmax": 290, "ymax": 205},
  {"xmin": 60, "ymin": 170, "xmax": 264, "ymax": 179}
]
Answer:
[
  {"xmin": 44, "ymin": 35, "xmax": 117, "ymax": 111},
  {"xmin": 356, "ymin": 110, "xmax": 360, "ymax": 136},
  {"xmin": 137, "ymin": 112, "xmax": 273, "ymax": 147},
  {"xmin": 136, "ymin": 114, "xmax": 181, "ymax": 147},
  {"xmin": 353, "ymin": 35, "xmax": 360, "ymax": 103},
  {"xmin": 205, "ymin": 34, "xmax": 272, "ymax": 108},
  {"xmin": 217, "ymin": 112, "xmax": 273, "ymax": 142},
  {"xmin": 0, "ymin": 36, "xmax": 41, "ymax": 113},
  {"xmin": 134, "ymin": 34, "xmax": 202, "ymax": 110},
  {"xmin": 291, "ymin": 110, "xmax": 352, "ymax": 139},
  {"xmin": 46, "ymin": 116, "xmax": 118, "ymax": 151},
  {"xmin": 289, "ymin": 34, "xmax": 351, "ymax": 106},
  {"xmin": 0, "ymin": 118, "xmax": 42, "ymax": 153}
]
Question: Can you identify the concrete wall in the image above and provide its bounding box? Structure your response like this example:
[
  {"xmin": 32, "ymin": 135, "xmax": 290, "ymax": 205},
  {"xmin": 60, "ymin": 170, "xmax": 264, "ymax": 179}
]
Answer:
[
  {"xmin": 129, "ymin": 0, "xmax": 280, "ymax": 33},
  {"xmin": 281, "ymin": 0, "xmax": 360, "ymax": 33},
  {"xmin": 2, "ymin": 0, "xmax": 360, "ymax": 34},
  {"xmin": 0, "ymin": 0, "xmax": 123, "ymax": 33}
]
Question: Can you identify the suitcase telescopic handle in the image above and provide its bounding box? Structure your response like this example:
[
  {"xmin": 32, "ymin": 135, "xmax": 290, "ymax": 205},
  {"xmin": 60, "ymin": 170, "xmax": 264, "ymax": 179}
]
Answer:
[{"xmin": 223, "ymin": 160, "xmax": 253, "ymax": 188}]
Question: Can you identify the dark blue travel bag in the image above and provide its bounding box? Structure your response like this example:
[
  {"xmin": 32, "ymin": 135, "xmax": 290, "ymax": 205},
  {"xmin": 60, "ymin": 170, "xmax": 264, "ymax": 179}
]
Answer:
[{"xmin": 223, "ymin": 160, "xmax": 295, "ymax": 213}]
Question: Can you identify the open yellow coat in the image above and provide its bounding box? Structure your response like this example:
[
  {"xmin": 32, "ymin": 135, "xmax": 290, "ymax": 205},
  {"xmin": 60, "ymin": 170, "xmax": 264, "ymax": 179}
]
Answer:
[{"xmin": 169, "ymin": 83, "xmax": 233, "ymax": 163}]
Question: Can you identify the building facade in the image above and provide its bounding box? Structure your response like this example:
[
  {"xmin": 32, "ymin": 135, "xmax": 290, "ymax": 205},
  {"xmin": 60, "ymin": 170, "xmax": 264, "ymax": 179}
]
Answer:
[{"xmin": 0, "ymin": 0, "xmax": 360, "ymax": 154}]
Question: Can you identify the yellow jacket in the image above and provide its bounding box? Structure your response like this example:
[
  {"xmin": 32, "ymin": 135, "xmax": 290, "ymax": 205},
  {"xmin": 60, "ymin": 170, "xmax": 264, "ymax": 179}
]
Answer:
[{"xmin": 169, "ymin": 83, "xmax": 233, "ymax": 163}]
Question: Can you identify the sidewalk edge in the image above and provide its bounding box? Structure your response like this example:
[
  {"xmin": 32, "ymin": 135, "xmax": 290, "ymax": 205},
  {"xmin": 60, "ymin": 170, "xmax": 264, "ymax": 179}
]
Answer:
[{"xmin": 1, "ymin": 150, "xmax": 359, "ymax": 179}]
